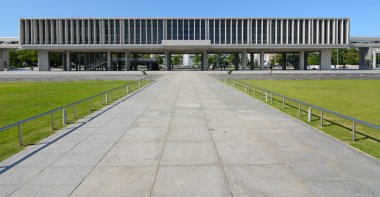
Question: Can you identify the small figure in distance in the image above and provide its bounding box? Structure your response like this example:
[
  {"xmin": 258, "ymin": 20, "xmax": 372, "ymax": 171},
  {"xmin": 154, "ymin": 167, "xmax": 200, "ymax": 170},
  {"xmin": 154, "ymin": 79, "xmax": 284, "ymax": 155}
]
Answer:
[{"xmin": 269, "ymin": 64, "xmax": 273, "ymax": 75}]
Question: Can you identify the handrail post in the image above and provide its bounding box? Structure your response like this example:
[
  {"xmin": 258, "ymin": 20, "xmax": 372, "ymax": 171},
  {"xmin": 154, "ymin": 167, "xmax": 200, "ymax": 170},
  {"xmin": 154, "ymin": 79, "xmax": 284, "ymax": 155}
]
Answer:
[
  {"xmin": 146, "ymin": 77, "xmax": 149, "ymax": 84},
  {"xmin": 224, "ymin": 78, "xmax": 227, "ymax": 83},
  {"xmin": 105, "ymin": 93, "xmax": 108, "ymax": 104},
  {"xmin": 298, "ymin": 103, "xmax": 301, "ymax": 117},
  {"xmin": 282, "ymin": 97, "xmax": 285, "ymax": 109},
  {"xmin": 320, "ymin": 110, "xmax": 324, "ymax": 127},
  {"xmin": 244, "ymin": 85, "xmax": 247, "ymax": 93},
  {"xmin": 270, "ymin": 93, "xmax": 273, "ymax": 104},
  {"xmin": 232, "ymin": 81, "xmax": 235, "ymax": 87},
  {"xmin": 127, "ymin": 85, "xmax": 129, "ymax": 93},
  {"xmin": 352, "ymin": 121, "xmax": 356, "ymax": 142},
  {"xmin": 308, "ymin": 107, "xmax": 312, "ymax": 122},
  {"xmin": 18, "ymin": 124, "xmax": 23, "ymax": 146},
  {"xmin": 62, "ymin": 108, "xmax": 67, "ymax": 125},
  {"xmin": 139, "ymin": 80, "xmax": 141, "ymax": 88},
  {"xmin": 51, "ymin": 111, "xmax": 54, "ymax": 130},
  {"xmin": 265, "ymin": 92, "xmax": 268, "ymax": 103}
]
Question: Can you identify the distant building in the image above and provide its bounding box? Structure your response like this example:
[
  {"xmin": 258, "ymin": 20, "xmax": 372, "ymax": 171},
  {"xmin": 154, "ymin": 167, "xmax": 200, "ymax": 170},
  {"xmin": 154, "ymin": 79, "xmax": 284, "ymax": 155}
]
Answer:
[{"xmin": 1, "ymin": 18, "xmax": 379, "ymax": 71}]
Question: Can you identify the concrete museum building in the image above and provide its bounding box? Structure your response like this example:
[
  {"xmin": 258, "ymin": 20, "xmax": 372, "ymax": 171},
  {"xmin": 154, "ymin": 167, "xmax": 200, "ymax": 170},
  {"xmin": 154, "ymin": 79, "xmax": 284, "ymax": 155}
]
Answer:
[{"xmin": 1, "ymin": 18, "xmax": 379, "ymax": 71}]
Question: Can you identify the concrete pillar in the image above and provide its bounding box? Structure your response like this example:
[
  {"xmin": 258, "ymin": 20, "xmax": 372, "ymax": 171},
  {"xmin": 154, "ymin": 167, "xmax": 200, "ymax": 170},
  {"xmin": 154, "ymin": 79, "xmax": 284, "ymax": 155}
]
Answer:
[
  {"xmin": 250, "ymin": 53, "xmax": 254, "ymax": 70},
  {"xmin": 359, "ymin": 47, "xmax": 372, "ymax": 70},
  {"xmin": 299, "ymin": 51, "xmax": 305, "ymax": 70},
  {"xmin": 373, "ymin": 52, "xmax": 377, "ymax": 69},
  {"xmin": 372, "ymin": 52, "xmax": 377, "ymax": 69},
  {"xmin": 202, "ymin": 51, "xmax": 209, "ymax": 71},
  {"xmin": 125, "ymin": 51, "xmax": 131, "ymax": 71},
  {"xmin": 107, "ymin": 51, "xmax": 111, "ymax": 71},
  {"xmin": 0, "ymin": 49, "xmax": 10, "ymax": 71},
  {"xmin": 241, "ymin": 51, "xmax": 247, "ymax": 70},
  {"xmin": 305, "ymin": 52, "xmax": 309, "ymax": 69},
  {"xmin": 65, "ymin": 51, "xmax": 71, "ymax": 71},
  {"xmin": 320, "ymin": 49, "xmax": 332, "ymax": 70},
  {"xmin": 260, "ymin": 51, "xmax": 265, "ymax": 70},
  {"xmin": 282, "ymin": 53, "xmax": 287, "ymax": 70},
  {"xmin": 165, "ymin": 51, "xmax": 171, "ymax": 70},
  {"xmin": 38, "ymin": 51, "xmax": 50, "ymax": 71}
]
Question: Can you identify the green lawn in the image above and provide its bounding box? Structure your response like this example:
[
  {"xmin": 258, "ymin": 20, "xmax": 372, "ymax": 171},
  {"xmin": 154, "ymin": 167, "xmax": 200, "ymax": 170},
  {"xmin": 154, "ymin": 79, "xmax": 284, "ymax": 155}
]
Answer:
[
  {"xmin": 0, "ymin": 80, "xmax": 146, "ymax": 161},
  {"xmin": 232, "ymin": 79, "xmax": 380, "ymax": 159}
]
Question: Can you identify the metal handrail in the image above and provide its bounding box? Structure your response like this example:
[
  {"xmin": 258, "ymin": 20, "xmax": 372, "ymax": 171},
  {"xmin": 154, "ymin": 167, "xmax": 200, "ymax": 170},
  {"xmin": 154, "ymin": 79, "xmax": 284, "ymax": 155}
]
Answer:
[
  {"xmin": 0, "ymin": 76, "xmax": 152, "ymax": 145},
  {"xmin": 225, "ymin": 77, "xmax": 380, "ymax": 141}
]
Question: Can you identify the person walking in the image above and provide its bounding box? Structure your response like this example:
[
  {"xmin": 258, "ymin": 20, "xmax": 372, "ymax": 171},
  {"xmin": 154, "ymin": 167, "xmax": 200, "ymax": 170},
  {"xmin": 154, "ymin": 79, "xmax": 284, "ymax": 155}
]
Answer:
[{"xmin": 269, "ymin": 64, "xmax": 273, "ymax": 75}]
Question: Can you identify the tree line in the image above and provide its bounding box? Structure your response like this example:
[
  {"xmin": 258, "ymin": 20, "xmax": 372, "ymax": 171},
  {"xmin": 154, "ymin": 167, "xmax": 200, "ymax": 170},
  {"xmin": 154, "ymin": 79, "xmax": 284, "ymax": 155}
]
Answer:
[{"xmin": 8, "ymin": 48, "xmax": 361, "ymax": 68}]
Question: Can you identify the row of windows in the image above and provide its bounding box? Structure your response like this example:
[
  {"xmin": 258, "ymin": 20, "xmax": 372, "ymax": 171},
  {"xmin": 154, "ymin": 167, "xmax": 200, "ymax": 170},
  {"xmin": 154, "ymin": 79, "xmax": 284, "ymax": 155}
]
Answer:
[{"xmin": 20, "ymin": 19, "xmax": 349, "ymax": 45}]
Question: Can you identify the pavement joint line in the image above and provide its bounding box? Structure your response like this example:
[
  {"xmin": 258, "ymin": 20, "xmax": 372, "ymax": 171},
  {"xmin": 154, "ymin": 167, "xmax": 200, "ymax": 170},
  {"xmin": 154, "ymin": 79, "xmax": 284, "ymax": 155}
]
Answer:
[
  {"xmin": 197, "ymin": 73, "xmax": 235, "ymax": 197},
  {"xmin": 68, "ymin": 79, "xmax": 159, "ymax": 196},
  {"xmin": 149, "ymin": 73, "xmax": 182, "ymax": 196}
]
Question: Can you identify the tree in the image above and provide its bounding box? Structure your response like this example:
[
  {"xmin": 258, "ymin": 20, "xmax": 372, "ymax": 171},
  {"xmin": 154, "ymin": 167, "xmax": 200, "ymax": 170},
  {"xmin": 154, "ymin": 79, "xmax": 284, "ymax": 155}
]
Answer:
[
  {"xmin": 331, "ymin": 48, "xmax": 359, "ymax": 66},
  {"xmin": 50, "ymin": 53, "xmax": 63, "ymax": 68},
  {"xmin": 208, "ymin": 54, "xmax": 217, "ymax": 66},
  {"xmin": 344, "ymin": 48, "xmax": 359, "ymax": 65},
  {"xmin": 153, "ymin": 54, "xmax": 164, "ymax": 65},
  {"xmin": 9, "ymin": 49, "xmax": 38, "ymax": 67},
  {"xmin": 226, "ymin": 53, "xmax": 240, "ymax": 70},
  {"xmin": 193, "ymin": 54, "xmax": 201, "ymax": 66},
  {"xmin": 171, "ymin": 55, "xmax": 181, "ymax": 66},
  {"xmin": 308, "ymin": 52, "xmax": 320, "ymax": 65}
]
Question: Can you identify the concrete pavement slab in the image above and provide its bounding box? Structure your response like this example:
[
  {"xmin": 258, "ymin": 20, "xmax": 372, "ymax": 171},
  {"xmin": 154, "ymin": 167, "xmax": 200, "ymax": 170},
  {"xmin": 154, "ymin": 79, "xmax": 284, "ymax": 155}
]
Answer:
[
  {"xmin": 151, "ymin": 165, "xmax": 231, "ymax": 197},
  {"xmin": 99, "ymin": 141, "xmax": 163, "ymax": 166},
  {"xmin": 160, "ymin": 142, "xmax": 219, "ymax": 165},
  {"xmin": 0, "ymin": 185, "xmax": 19, "ymax": 197},
  {"xmin": 305, "ymin": 180, "xmax": 373, "ymax": 197},
  {"xmin": 120, "ymin": 126, "xmax": 168, "ymax": 142},
  {"xmin": 209, "ymin": 126, "xmax": 259, "ymax": 141},
  {"xmin": 224, "ymin": 164, "xmax": 313, "ymax": 196},
  {"xmin": 215, "ymin": 141, "xmax": 278, "ymax": 165},
  {"xmin": 71, "ymin": 166, "xmax": 156, "ymax": 197},
  {"xmin": 10, "ymin": 185, "xmax": 75, "ymax": 197},
  {"xmin": 167, "ymin": 126, "xmax": 211, "ymax": 141}
]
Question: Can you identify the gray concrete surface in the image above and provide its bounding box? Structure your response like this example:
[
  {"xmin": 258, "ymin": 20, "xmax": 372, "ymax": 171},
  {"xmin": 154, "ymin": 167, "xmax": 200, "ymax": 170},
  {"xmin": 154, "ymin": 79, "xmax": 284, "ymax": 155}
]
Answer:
[{"xmin": 0, "ymin": 72, "xmax": 380, "ymax": 196}]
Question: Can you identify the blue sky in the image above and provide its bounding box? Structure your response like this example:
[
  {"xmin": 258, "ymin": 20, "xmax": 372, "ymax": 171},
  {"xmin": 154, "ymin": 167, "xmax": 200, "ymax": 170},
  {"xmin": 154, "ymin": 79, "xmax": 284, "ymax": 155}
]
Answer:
[{"xmin": 0, "ymin": 0, "xmax": 379, "ymax": 37}]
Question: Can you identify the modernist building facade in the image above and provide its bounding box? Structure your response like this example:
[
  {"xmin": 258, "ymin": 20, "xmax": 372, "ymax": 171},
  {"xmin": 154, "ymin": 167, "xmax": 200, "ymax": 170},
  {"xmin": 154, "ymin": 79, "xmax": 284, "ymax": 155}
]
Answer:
[{"xmin": 16, "ymin": 18, "xmax": 359, "ymax": 70}]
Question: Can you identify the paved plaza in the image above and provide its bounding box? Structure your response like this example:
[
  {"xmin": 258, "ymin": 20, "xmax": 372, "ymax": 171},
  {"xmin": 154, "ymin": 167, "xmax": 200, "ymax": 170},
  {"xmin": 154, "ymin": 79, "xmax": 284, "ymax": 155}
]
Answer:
[{"xmin": 0, "ymin": 72, "xmax": 380, "ymax": 196}]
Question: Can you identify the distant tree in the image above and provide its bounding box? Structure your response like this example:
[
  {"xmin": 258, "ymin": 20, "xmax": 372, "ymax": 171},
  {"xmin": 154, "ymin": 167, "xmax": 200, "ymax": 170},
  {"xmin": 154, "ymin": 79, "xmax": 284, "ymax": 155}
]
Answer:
[
  {"xmin": 226, "ymin": 53, "xmax": 240, "ymax": 70},
  {"xmin": 331, "ymin": 48, "xmax": 359, "ymax": 66},
  {"xmin": 216, "ymin": 54, "xmax": 225, "ymax": 68},
  {"xmin": 9, "ymin": 49, "xmax": 38, "ymax": 67},
  {"xmin": 172, "ymin": 55, "xmax": 181, "ymax": 66},
  {"xmin": 193, "ymin": 54, "xmax": 201, "ymax": 66},
  {"xmin": 344, "ymin": 48, "xmax": 359, "ymax": 65},
  {"xmin": 308, "ymin": 52, "xmax": 320, "ymax": 65},
  {"xmin": 208, "ymin": 54, "xmax": 217, "ymax": 66},
  {"xmin": 50, "ymin": 53, "xmax": 63, "ymax": 68}
]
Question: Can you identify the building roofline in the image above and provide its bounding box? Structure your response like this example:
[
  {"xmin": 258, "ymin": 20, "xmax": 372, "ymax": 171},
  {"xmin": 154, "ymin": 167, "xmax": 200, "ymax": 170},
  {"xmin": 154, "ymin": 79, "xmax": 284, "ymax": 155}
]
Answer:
[
  {"xmin": 350, "ymin": 37, "xmax": 380, "ymax": 40},
  {"xmin": 18, "ymin": 17, "xmax": 351, "ymax": 20}
]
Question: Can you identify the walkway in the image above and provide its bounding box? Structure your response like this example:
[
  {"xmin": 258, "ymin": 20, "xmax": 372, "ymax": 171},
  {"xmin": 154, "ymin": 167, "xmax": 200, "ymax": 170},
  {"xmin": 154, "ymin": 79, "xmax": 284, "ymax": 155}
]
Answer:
[{"xmin": 1, "ymin": 72, "xmax": 379, "ymax": 196}]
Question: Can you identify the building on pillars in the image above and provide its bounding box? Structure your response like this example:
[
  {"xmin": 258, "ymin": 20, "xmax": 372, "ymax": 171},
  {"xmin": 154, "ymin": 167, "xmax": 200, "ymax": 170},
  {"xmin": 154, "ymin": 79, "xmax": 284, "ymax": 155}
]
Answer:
[
  {"xmin": 0, "ymin": 37, "xmax": 19, "ymax": 71},
  {"xmin": 17, "ymin": 18, "xmax": 354, "ymax": 71}
]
